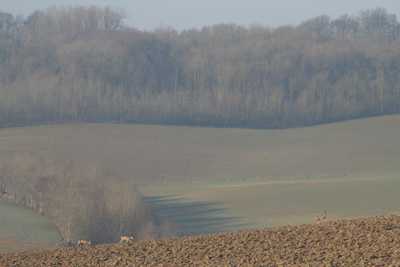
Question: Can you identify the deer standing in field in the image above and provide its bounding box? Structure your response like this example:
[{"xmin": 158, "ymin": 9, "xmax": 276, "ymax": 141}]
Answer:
[
  {"xmin": 77, "ymin": 239, "xmax": 92, "ymax": 246},
  {"xmin": 1, "ymin": 193, "xmax": 15, "ymax": 201},
  {"xmin": 120, "ymin": 236, "xmax": 134, "ymax": 243},
  {"xmin": 315, "ymin": 210, "xmax": 326, "ymax": 223}
]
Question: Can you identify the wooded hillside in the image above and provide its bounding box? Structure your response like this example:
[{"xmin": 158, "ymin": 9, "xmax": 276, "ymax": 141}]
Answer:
[{"xmin": 1, "ymin": 6, "xmax": 399, "ymax": 128}]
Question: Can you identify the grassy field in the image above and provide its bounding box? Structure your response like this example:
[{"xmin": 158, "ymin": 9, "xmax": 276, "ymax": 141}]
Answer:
[
  {"xmin": 139, "ymin": 174, "xmax": 400, "ymax": 236},
  {"xmin": 0, "ymin": 115, "xmax": 400, "ymax": 184},
  {"xmin": 0, "ymin": 115, "xmax": 400, "ymax": 242},
  {"xmin": 0, "ymin": 199, "xmax": 63, "ymax": 253}
]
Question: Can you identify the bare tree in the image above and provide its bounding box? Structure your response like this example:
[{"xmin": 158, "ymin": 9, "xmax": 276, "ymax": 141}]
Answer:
[
  {"xmin": 359, "ymin": 7, "xmax": 390, "ymax": 34},
  {"xmin": 332, "ymin": 14, "xmax": 359, "ymax": 37},
  {"xmin": 102, "ymin": 6, "xmax": 127, "ymax": 30}
]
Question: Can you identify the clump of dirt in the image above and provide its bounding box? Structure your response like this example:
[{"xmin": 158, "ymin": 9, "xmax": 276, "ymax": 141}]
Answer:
[{"xmin": 2, "ymin": 214, "xmax": 400, "ymax": 266}]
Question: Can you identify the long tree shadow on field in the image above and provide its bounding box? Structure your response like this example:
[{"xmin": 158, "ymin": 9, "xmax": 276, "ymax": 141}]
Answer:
[{"xmin": 144, "ymin": 195, "xmax": 250, "ymax": 236}]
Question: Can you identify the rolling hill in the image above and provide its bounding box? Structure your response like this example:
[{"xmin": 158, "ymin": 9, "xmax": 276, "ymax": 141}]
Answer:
[
  {"xmin": 0, "ymin": 115, "xmax": 399, "ymax": 185},
  {"xmin": 0, "ymin": 115, "xmax": 399, "ymax": 253}
]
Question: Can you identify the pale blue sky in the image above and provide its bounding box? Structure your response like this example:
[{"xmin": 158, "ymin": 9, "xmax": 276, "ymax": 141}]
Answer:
[{"xmin": 1, "ymin": 0, "xmax": 399, "ymax": 31}]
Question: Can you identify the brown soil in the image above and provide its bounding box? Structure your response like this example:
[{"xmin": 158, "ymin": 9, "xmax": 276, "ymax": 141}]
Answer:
[{"xmin": 1, "ymin": 214, "xmax": 400, "ymax": 266}]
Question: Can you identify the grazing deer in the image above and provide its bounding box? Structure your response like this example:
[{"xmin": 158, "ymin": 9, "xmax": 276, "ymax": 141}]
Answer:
[
  {"xmin": 315, "ymin": 210, "xmax": 327, "ymax": 223},
  {"xmin": 77, "ymin": 239, "xmax": 92, "ymax": 246},
  {"xmin": 120, "ymin": 236, "xmax": 134, "ymax": 243},
  {"xmin": 1, "ymin": 193, "xmax": 15, "ymax": 201}
]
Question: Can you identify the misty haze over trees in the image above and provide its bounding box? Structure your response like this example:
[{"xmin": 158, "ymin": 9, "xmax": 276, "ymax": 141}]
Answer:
[
  {"xmin": 1, "ymin": 5, "xmax": 399, "ymax": 247},
  {"xmin": 0, "ymin": 5, "xmax": 400, "ymax": 129}
]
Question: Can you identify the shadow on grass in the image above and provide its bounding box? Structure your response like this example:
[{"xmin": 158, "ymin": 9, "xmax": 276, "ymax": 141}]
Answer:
[{"xmin": 144, "ymin": 195, "xmax": 250, "ymax": 236}]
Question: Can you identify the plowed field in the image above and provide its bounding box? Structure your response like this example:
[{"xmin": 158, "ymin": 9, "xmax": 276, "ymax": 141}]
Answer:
[{"xmin": 2, "ymin": 214, "xmax": 400, "ymax": 266}]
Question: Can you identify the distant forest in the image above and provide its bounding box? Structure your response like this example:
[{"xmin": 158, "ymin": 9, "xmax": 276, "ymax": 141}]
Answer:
[{"xmin": 1, "ymin": 6, "xmax": 400, "ymax": 129}]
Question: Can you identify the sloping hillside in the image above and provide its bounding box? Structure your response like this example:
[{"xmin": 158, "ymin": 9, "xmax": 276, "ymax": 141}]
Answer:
[
  {"xmin": 0, "ymin": 199, "xmax": 63, "ymax": 254},
  {"xmin": 2, "ymin": 214, "xmax": 400, "ymax": 266},
  {"xmin": 1, "ymin": 115, "xmax": 400, "ymax": 184}
]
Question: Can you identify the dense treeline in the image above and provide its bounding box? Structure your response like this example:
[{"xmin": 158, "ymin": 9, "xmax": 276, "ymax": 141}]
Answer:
[
  {"xmin": 0, "ymin": 154, "xmax": 178, "ymax": 245},
  {"xmin": 0, "ymin": 6, "xmax": 400, "ymax": 128}
]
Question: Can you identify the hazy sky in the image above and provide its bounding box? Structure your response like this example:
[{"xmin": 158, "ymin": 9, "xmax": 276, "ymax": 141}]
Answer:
[{"xmin": 2, "ymin": 0, "xmax": 400, "ymax": 31}]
